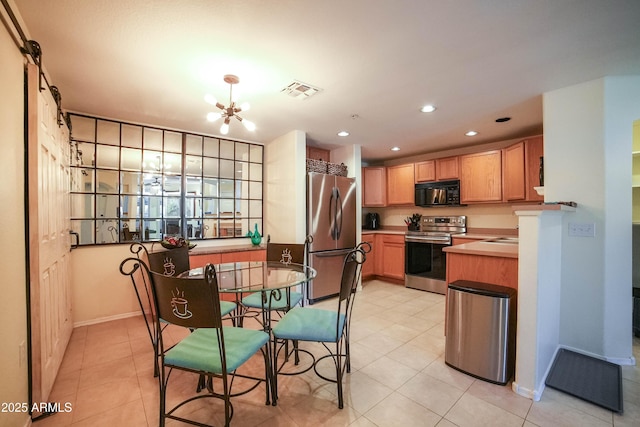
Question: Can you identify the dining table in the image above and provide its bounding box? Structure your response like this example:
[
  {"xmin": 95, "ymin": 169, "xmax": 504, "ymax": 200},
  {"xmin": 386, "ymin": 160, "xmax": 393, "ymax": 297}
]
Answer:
[{"xmin": 179, "ymin": 260, "xmax": 317, "ymax": 329}]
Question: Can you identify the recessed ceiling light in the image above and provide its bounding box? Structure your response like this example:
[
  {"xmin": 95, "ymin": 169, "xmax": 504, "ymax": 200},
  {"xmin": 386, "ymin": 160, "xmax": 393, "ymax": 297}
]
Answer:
[
  {"xmin": 420, "ymin": 104, "xmax": 436, "ymax": 113},
  {"xmin": 495, "ymin": 117, "xmax": 511, "ymax": 123},
  {"xmin": 465, "ymin": 131, "xmax": 478, "ymax": 137},
  {"xmin": 337, "ymin": 131, "xmax": 349, "ymax": 137},
  {"xmin": 391, "ymin": 146, "xmax": 400, "ymax": 151}
]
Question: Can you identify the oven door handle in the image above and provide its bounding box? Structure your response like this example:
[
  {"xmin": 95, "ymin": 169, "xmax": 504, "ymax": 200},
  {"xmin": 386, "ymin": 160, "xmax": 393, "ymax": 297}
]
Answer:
[{"xmin": 404, "ymin": 236, "xmax": 451, "ymax": 244}]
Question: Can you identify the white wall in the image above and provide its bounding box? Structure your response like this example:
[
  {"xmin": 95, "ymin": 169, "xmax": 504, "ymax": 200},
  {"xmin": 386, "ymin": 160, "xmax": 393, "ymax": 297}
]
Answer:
[
  {"xmin": 544, "ymin": 76, "xmax": 640, "ymax": 362},
  {"xmin": 264, "ymin": 130, "xmax": 307, "ymax": 243},
  {"xmin": 0, "ymin": 8, "xmax": 30, "ymax": 427}
]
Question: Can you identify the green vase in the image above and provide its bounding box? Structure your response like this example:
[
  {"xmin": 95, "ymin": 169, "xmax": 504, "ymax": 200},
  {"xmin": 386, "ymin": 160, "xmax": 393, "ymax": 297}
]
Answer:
[{"xmin": 250, "ymin": 223, "xmax": 262, "ymax": 246}]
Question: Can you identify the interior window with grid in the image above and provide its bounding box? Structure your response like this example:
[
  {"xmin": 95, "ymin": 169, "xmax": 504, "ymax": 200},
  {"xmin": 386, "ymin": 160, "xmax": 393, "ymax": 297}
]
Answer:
[{"xmin": 68, "ymin": 113, "xmax": 263, "ymax": 245}]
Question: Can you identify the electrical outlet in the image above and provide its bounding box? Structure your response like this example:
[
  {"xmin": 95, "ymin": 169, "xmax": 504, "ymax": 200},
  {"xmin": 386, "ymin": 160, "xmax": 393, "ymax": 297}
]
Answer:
[
  {"xmin": 19, "ymin": 341, "xmax": 26, "ymax": 367},
  {"xmin": 568, "ymin": 222, "xmax": 596, "ymax": 237}
]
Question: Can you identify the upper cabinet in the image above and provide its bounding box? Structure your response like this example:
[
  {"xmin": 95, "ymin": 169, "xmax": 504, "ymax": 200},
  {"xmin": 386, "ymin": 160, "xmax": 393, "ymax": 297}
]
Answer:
[
  {"xmin": 306, "ymin": 146, "xmax": 330, "ymax": 162},
  {"xmin": 502, "ymin": 141, "xmax": 526, "ymax": 201},
  {"xmin": 436, "ymin": 156, "xmax": 459, "ymax": 180},
  {"xmin": 415, "ymin": 160, "xmax": 436, "ymax": 183},
  {"xmin": 503, "ymin": 136, "xmax": 544, "ymax": 202},
  {"xmin": 415, "ymin": 156, "xmax": 459, "ymax": 182},
  {"xmin": 387, "ymin": 164, "xmax": 415, "ymax": 205},
  {"xmin": 362, "ymin": 166, "xmax": 387, "ymax": 207},
  {"xmin": 524, "ymin": 136, "xmax": 544, "ymax": 202},
  {"xmin": 460, "ymin": 150, "xmax": 503, "ymax": 203}
]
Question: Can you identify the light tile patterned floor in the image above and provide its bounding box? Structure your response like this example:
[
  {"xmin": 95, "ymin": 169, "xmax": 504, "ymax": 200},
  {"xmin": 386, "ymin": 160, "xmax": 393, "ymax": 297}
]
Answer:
[{"xmin": 37, "ymin": 280, "xmax": 640, "ymax": 426}]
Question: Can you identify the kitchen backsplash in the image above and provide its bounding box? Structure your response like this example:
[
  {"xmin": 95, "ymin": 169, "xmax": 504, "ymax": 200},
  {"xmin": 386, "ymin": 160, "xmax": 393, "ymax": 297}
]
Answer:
[{"xmin": 364, "ymin": 205, "xmax": 518, "ymax": 230}]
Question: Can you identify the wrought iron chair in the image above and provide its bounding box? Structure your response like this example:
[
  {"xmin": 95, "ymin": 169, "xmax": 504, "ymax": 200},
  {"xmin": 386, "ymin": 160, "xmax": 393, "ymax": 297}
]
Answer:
[
  {"xmin": 119, "ymin": 245, "xmax": 167, "ymax": 377},
  {"xmin": 239, "ymin": 237, "xmax": 309, "ymax": 324},
  {"xmin": 149, "ymin": 263, "xmax": 271, "ymax": 426},
  {"xmin": 271, "ymin": 242, "xmax": 369, "ymax": 409},
  {"xmin": 146, "ymin": 245, "xmax": 237, "ymax": 319}
]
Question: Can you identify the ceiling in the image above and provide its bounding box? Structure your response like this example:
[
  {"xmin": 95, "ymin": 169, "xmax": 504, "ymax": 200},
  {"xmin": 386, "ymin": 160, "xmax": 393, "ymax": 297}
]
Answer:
[{"xmin": 12, "ymin": 0, "xmax": 640, "ymax": 162}]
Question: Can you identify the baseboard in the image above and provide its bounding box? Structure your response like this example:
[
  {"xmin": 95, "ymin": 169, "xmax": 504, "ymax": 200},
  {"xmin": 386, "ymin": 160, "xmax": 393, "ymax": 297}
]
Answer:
[
  {"xmin": 559, "ymin": 344, "xmax": 637, "ymax": 366},
  {"xmin": 511, "ymin": 381, "xmax": 544, "ymax": 401},
  {"xmin": 73, "ymin": 310, "xmax": 141, "ymax": 328}
]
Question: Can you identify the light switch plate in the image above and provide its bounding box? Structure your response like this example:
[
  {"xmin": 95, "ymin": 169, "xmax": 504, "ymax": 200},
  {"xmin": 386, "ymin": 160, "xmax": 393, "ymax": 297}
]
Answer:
[{"xmin": 568, "ymin": 222, "xmax": 596, "ymax": 237}]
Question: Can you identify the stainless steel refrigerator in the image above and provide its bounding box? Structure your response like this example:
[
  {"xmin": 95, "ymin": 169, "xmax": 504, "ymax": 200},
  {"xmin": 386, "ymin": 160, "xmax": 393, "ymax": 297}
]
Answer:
[{"xmin": 307, "ymin": 172, "xmax": 356, "ymax": 302}]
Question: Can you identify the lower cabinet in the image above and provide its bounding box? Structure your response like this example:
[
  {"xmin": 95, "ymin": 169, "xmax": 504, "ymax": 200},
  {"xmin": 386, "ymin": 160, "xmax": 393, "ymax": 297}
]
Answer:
[
  {"xmin": 361, "ymin": 233, "xmax": 405, "ymax": 282},
  {"xmin": 361, "ymin": 233, "xmax": 376, "ymax": 279},
  {"xmin": 190, "ymin": 249, "xmax": 266, "ymax": 268},
  {"xmin": 380, "ymin": 234, "xmax": 405, "ymax": 281}
]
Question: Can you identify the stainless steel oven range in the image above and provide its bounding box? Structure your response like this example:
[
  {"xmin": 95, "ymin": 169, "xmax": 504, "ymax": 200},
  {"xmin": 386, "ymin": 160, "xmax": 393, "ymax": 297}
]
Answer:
[{"xmin": 405, "ymin": 215, "xmax": 466, "ymax": 294}]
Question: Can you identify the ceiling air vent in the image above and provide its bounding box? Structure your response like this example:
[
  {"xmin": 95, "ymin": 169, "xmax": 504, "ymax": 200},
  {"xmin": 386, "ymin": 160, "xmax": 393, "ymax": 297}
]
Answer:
[{"xmin": 281, "ymin": 80, "xmax": 321, "ymax": 99}]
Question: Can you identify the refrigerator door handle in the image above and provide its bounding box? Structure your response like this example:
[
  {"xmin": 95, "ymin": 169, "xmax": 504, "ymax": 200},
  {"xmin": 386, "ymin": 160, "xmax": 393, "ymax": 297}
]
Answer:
[
  {"xmin": 335, "ymin": 188, "xmax": 343, "ymax": 240},
  {"xmin": 330, "ymin": 187, "xmax": 339, "ymax": 240}
]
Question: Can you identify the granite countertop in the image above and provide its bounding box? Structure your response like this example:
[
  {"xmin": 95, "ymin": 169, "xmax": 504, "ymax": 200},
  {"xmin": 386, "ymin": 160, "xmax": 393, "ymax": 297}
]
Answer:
[
  {"xmin": 361, "ymin": 226, "xmax": 406, "ymax": 235},
  {"xmin": 444, "ymin": 239, "xmax": 518, "ymax": 259}
]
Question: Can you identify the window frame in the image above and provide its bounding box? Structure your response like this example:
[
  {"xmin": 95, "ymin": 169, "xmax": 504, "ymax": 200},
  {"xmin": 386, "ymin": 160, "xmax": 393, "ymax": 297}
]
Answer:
[{"xmin": 68, "ymin": 113, "xmax": 263, "ymax": 246}]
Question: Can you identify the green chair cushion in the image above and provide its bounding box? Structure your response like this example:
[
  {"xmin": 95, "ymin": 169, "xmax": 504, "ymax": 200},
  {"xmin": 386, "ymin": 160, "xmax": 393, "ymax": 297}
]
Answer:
[
  {"xmin": 164, "ymin": 327, "xmax": 268, "ymax": 373},
  {"xmin": 242, "ymin": 291, "xmax": 303, "ymax": 310},
  {"xmin": 272, "ymin": 306, "xmax": 345, "ymax": 342},
  {"xmin": 220, "ymin": 301, "xmax": 237, "ymax": 317}
]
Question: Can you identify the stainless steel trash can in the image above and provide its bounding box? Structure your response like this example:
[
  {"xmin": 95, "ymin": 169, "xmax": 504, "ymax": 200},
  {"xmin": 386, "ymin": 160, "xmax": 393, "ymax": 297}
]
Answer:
[{"xmin": 445, "ymin": 280, "xmax": 517, "ymax": 385}]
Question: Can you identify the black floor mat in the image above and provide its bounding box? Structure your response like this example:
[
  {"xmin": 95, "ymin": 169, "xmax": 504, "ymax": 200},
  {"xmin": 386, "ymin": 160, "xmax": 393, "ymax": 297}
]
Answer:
[{"xmin": 545, "ymin": 348, "xmax": 623, "ymax": 413}]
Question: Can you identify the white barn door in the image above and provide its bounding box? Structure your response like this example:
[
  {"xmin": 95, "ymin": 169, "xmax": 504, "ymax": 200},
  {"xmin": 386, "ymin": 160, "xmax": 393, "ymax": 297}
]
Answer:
[{"xmin": 27, "ymin": 63, "xmax": 73, "ymax": 407}]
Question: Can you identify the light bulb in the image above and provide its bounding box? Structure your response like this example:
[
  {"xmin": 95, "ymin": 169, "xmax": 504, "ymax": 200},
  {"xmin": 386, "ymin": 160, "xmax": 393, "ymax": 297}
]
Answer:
[
  {"xmin": 242, "ymin": 119, "xmax": 256, "ymax": 131},
  {"xmin": 239, "ymin": 102, "xmax": 250, "ymax": 112},
  {"xmin": 204, "ymin": 94, "xmax": 217, "ymax": 105},
  {"xmin": 220, "ymin": 122, "xmax": 229, "ymax": 135},
  {"xmin": 207, "ymin": 112, "xmax": 222, "ymax": 122}
]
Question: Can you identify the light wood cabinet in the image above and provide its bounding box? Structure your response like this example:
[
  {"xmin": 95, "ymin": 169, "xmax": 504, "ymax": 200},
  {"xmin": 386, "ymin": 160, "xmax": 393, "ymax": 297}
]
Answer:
[
  {"xmin": 460, "ymin": 150, "xmax": 503, "ymax": 203},
  {"xmin": 502, "ymin": 136, "xmax": 544, "ymax": 202},
  {"xmin": 190, "ymin": 249, "xmax": 266, "ymax": 268},
  {"xmin": 503, "ymin": 141, "xmax": 526, "ymax": 201},
  {"xmin": 436, "ymin": 156, "xmax": 459, "ymax": 180},
  {"xmin": 524, "ymin": 136, "xmax": 544, "ymax": 202},
  {"xmin": 306, "ymin": 146, "xmax": 330, "ymax": 162},
  {"xmin": 362, "ymin": 166, "xmax": 387, "ymax": 207},
  {"xmin": 386, "ymin": 164, "xmax": 415, "ymax": 205},
  {"xmin": 415, "ymin": 157, "xmax": 459, "ymax": 182},
  {"xmin": 415, "ymin": 160, "xmax": 436, "ymax": 182},
  {"xmin": 361, "ymin": 233, "xmax": 376, "ymax": 279},
  {"xmin": 379, "ymin": 234, "xmax": 405, "ymax": 281}
]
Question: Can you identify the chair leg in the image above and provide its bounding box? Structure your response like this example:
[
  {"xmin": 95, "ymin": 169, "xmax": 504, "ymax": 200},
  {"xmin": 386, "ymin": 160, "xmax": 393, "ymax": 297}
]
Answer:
[{"xmin": 336, "ymin": 341, "xmax": 344, "ymax": 409}]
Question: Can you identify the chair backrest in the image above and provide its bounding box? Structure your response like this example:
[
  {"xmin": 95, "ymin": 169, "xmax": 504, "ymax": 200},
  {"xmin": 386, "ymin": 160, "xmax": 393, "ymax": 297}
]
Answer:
[
  {"xmin": 119, "ymin": 254, "xmax": 156, "ymax": 347},
  {"xmin": 147, "ymin": 246, "xmax": 190, "ymax": 277},
  {"xmin": 335, "ymin": 242, "xmax": 371, "ymax": 332},
  {"xmin": 266, "ymin": 241, "xmax": 306, "ymax": 265},
  {"xmin": 149, "ymin": 264, "xmax": 222, "ymax": 330}
]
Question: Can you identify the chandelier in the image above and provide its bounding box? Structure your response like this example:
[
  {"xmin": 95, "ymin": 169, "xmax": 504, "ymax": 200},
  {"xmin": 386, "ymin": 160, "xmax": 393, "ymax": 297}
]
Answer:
[{"xmin": 205, "ymin": 74, "xmax": 255, "ymax": 135}]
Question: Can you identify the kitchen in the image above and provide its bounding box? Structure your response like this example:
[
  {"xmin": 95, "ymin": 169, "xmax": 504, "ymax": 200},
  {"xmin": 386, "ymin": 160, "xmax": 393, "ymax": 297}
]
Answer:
[{"xmin": 2, "ymin": 1, "xmax": 640, "ymax": 426}]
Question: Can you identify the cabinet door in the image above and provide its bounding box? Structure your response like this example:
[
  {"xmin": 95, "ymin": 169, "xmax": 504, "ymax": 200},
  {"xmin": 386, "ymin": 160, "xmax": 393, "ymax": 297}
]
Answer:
[
  {"xmin": 436, "ymin": 156, "xmax": 459, "ymax": 180},
  {"xmin": 525, "ymin": 136, "xmax": 544, "ymax": 202},
  {"xmin": 361, "ymin": 233, "xmax": 376, "ymax": 278},
  {"xmin": 460, "ymin": 150, "xmax": 502, "ymax": 203},
  {"xmin": 362, "ymin": 167, "xmax": 387, "ymax": 207},
  {"xmin": 415, "ymin": 160, "xmax": 436, "ymax": 182},
  {"xmin": 503, "ymin": 142, "xmax": 526, "ymax": 201},
  {"xmin": 380, "ymin": 234, "xmax": 405, "ymax": 280},
  {"xmin": 386, "ymin": 164, "xmax": 415, "ymax": 205}
]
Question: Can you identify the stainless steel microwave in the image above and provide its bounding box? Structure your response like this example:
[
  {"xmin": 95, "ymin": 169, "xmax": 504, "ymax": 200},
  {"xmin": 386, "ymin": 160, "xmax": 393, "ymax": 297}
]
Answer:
[{"xmin": 415, "ymin": 180, "xmax": 463, "ymax": 207}]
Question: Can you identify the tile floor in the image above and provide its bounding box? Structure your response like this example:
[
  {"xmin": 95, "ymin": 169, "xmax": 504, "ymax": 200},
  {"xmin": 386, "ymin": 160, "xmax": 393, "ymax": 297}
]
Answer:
[{"xmin": 37, "ymin": 279, "xmax": 640, "ymax": 426}]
